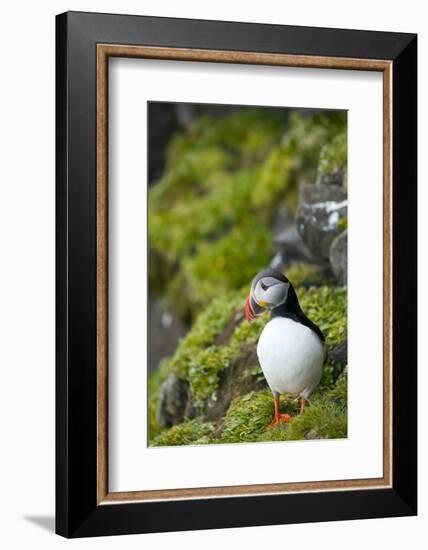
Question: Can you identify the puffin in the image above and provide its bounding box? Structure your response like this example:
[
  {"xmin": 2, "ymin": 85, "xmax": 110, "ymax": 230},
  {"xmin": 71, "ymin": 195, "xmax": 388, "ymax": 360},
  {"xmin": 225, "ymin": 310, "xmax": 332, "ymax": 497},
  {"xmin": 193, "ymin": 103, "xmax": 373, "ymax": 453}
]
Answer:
[{"xmin": 245, "ymin": 268, "xmax": 325, "ymax": 427}]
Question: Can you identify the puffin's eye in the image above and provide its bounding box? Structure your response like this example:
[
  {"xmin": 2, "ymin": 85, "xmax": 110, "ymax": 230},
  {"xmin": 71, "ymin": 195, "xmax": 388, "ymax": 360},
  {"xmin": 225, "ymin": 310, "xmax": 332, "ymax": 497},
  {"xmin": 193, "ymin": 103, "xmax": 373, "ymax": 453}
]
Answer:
[{"xmin": 260, "ymin": 281, "xmax": 268, "ymax": 291}]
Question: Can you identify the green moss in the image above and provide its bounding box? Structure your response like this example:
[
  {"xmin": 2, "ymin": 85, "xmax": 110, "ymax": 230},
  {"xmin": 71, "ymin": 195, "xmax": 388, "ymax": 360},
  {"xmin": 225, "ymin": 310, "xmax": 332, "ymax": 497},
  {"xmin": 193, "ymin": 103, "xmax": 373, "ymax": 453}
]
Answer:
[
  {"xmin": 297, "ymin": 286, "xmax": 347, "ymax": 345},
  {"xmin": 166, "ymin": 293, "xmax": 243, "ymax": 379},
  {"xmin": 250, "ymin": 365, "xmax": 267, "ymax": 384},
  {"xmin": 150, "ymin": 419, "xmax": 215, "ymax": 447},
  {"xmin": 151, "ymin": 109, "xmax": 284, "ymax": 213},
  {"xmin": 285, "ymin": 372, "xmax": 348, "ymax": 440},
  {"xmin": 150, "ymin": 147, "xmax": 232, "ymax": 209},
  {"xmin": 182, "ymin": 223, "xmax": 272, "ymax": 309},
  {"xmin": 218, "ymin": 390, "xmax": 275, "ymax": 443},
  {"xmin": 174, "ymin": 109, "xmax": 284, "ymax": 162},
  {"xmin": 150, "ymin": 372, "xmax": 347, "ymax": 446},
  {"xmin": 283, "ymin": 111, "xmax": 347, "ymax": 184},
  {"xmin": 216, "ymin": 370, "xmax": 347, "ymax": 444},
  {"xmin": 149, "ymin": 170, "xmax": 257, "ymax": 261},
  {"xmin": 327, "ymin": 369, "xmax": 348, "ymax": 405},
  {"xmin": 317, "ymin": 359, "xmax": 338, "ymax": 391},
  {"xmin": 149, "ymin": 109, "xmax": 347, "ymax": 316},
  {"xmin": 251, "ymin": 145, "xmax": 294, "ymax": 211},
  {"xmin": 318, "ymin": 131, "xmax": 347, "ymax": 177},
  {"xmin": 188, "ymin": 346, "xmax": 235, "ymax": 406},
  {"xmin": 282, "ymin": 400, "xmax": 347, "ymax": 440},
  {"xmin": 147, "ymin": 294, "xmax": 240, "ymax": 440},
  {"xmin": 337, "ymin": 217, "xmax": 348, "ymax": 231},
  {"xmin": 286, "ymin": 262, "xmax": 327, "ymax": 287}
]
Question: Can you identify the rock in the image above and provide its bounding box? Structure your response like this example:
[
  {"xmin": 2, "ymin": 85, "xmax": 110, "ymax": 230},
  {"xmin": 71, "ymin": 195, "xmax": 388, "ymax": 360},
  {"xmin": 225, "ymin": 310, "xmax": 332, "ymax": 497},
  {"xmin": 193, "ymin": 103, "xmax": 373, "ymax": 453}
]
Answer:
[
  {"xmin": 148, "ymin": 298, "xmax": 187, "ymax": 371},
  {"xmin": 148, "ymin": 103, "xmax": 179, "ymax": 183},
  {"xmin": 296, "ymin": 184, "xmax": 347, "ymax": 260},
  {"xmin": 270, "ymin": 224, "xmax": 315, "ymax": 271},
  {"xmin": 184, "ymin": 399, "xmax": 202, "ymax": 421},
  {"xmin": 328, "ymin": 339, "xmax": 348, "ymax": 370},
  {"xmin": 175, "ymin": 104, "xmax": 240, "ymax": 129},
  {"xmin": 157, "ymin": 374, "xmax": 189, "ymax": 428},
  {"xmin": 214, "ymin": 309, "xmax": 245, "ymax": 346},
  {"xmin": 205, "ymin": 344, "xmax": 267, "ymax": 422},
  {"xmin": 269, "ymin": 207, "xmax": 317, "ymax": 271},
  {"xmin": 318, "ymin": 168, "xmax": 345, "ymax": 187},
  {"xmin": 329, "ymin": 230, "xmax": 347, "ymax": 286},
  {"xmin": 304, "ymin": 429, "xmax": 320, "ymax": 440}
]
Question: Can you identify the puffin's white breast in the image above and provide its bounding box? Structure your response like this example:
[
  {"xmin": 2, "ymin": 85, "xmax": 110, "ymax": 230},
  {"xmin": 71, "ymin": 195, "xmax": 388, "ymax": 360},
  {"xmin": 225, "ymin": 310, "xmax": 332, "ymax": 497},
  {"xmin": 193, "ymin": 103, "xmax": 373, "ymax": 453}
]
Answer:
[{"xmin": 257, "ymin": 317, "xmax": 325, "ymax": 398}]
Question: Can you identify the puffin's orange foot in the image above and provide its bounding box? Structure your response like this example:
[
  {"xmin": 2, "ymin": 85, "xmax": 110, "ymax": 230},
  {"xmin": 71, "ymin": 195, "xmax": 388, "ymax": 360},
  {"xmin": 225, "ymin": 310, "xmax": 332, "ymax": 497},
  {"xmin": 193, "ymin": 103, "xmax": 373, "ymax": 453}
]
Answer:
[{"xmin": 268, "ymin": 413, "xmax": 291, "ymax": 428}]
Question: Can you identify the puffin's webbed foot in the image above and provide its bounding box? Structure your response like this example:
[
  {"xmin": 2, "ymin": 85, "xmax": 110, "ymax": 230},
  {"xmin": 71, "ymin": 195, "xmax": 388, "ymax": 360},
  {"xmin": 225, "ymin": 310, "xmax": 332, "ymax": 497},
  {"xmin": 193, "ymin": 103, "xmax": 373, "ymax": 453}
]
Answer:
[
  {"xmin": 268, "ymin": 412, "xmax": 291, "ymax": 428},
  {"xmin": 268, "ymin": 395, "xmax": 292, "ymax": 428}
]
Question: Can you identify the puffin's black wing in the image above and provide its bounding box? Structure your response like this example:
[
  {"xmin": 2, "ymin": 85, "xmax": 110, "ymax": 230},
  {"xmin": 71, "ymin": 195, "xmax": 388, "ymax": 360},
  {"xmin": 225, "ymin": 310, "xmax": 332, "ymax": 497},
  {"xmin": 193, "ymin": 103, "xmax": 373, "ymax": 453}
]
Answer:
[{"xmin": 270, "ymin": 283, "xmax": 325, "ymax": 343}]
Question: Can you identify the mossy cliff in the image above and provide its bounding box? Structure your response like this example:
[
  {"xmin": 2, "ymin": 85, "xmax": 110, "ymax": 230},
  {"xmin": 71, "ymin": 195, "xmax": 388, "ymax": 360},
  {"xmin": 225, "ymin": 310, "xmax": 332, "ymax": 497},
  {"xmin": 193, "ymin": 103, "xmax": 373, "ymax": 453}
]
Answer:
[
  {"xmin": 148, "ymin": 107, "xmax": 348, "ymax": 446},
  {"xmin": 148, "ymin": 266, "xmax": 347, "ymax": 446}
]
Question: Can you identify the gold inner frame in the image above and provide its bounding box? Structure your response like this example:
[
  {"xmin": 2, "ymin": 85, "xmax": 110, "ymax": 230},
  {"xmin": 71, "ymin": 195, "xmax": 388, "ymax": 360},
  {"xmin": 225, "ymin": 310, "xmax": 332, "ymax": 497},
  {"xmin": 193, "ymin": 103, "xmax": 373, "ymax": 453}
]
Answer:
[{"xmin": 96, "ymin": 44, "xmax": 393, "ymax": 505}]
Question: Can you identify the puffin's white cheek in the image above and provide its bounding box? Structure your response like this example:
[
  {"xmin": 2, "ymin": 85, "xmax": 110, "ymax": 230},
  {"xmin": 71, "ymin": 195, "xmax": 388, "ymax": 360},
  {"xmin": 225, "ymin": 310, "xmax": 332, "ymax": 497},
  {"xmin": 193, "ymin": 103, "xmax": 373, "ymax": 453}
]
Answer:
[
  {"xmin": 266, "ymin": 283, "xmax": 288, "ymax": 306},
  {"xmin": 253, "ymin": 284, "xmax": 266, "ymax": 305}
]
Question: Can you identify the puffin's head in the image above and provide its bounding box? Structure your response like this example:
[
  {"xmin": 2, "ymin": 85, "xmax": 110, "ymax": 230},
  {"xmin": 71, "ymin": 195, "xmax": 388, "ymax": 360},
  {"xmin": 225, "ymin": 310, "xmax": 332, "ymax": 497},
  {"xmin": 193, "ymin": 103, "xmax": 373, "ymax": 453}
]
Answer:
[{"xmin": 245, "ymin": 268, "xmax": 291, "ymax": 321}]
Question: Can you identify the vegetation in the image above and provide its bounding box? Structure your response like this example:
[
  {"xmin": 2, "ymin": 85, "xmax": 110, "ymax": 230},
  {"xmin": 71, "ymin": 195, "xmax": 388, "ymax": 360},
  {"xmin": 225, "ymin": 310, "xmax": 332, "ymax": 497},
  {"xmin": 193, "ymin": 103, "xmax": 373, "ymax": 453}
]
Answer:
[
  {"xmin": 218, "ymin": 372, "xmax": 347, "ymax": 444},
  {"xmin": 148, "ymin": 107, "xmax": 348, "ymax": 447},
  {"xmin": 151, "ymin": 419, "xmax": 216, "ymax": 447},
  {"xmin": 149, "ymin": 108, "xmax": 347, "ymax": 318},
  {"xmin": 148, "ymin": 276, "xmax": 347, "ymax": 446},
  {"xmin": 318, "ymin": 130, "xmax": 347, "ymax": 177}
]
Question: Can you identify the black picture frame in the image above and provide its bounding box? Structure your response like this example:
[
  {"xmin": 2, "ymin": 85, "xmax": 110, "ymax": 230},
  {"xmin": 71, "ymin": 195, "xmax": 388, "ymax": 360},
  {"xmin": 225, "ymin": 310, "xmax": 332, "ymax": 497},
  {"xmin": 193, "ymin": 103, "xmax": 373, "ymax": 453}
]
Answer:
[{"xmin": 56, "ymin": 11, "xmax": 417, "ymax": 538}]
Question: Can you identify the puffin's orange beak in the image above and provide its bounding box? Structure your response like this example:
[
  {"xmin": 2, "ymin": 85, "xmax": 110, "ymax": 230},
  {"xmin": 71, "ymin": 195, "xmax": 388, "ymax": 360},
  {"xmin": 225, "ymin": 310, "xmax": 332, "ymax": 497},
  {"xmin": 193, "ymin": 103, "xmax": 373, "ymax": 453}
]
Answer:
[{"xmin": 245, "ymin": 294, "xmax": 255, "ymax": 321}]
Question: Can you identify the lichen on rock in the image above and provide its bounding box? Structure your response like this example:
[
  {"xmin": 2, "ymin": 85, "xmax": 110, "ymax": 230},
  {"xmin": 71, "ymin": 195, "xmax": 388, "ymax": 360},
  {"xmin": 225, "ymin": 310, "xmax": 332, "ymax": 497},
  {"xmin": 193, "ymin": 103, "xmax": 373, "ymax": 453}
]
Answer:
[
  {"xmin": 296, "ymin": 183, "xmax": 348, "ymax": 260},
  {"xmin": 329, "ymin": 230, "xmax": 348, "ymax": 286}
]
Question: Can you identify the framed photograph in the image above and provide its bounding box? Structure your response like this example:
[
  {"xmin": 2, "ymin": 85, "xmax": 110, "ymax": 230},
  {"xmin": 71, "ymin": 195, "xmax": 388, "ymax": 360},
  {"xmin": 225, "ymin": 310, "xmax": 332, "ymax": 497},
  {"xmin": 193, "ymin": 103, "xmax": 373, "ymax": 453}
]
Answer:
[{"xmin": 56, "ymin": 11, "xmax": 417, "ymax": 538}]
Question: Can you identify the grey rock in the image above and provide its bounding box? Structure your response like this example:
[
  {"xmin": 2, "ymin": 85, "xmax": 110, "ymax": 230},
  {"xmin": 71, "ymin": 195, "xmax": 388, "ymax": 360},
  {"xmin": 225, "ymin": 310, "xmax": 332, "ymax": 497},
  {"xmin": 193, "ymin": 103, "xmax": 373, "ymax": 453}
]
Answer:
[
  {"xmin": 148, "ymin": 103, "xmax": 179, "ymax": 183},
  {"xmin": 296, "ymin": 184, "xmax": 347, "ymax": 260},
  {"xmin": 205, "ymin": 344, "xmax": 267, "ymax": 422},
  {"xmin": 148, "ymin": 299, "xmax": 187, "ymax": 371},
  {"xmin": 270, "ymin": 207, "xmax": 316, "ymax": 271},
  {"xmin": 184, "ymin": 399, "xmax": 202, "ymax": 421},
  {"xmin": 175, "ymin": 104, "xmax": 241, "ymax": 129},
  {"xmin": 329, "ymin": 340, "xmax": 348, "ymax": 370},
  {"xmin": 271, "ymin": 224, "xmax": 314, "ymax": 271},
  {"xmin": 157, "ymin": 374, "xmax": 189, "ymax": 428},
  {"xmin": 318, "ymin": 168, "xmax": 345, "ymax": 187},
  {"xmin": 304, "ymin": 429, "xmax": 321, "ymax": 440},
  {"xmin": 329, "ymin": 230, "xmax": 348, "ymax": 286}
]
